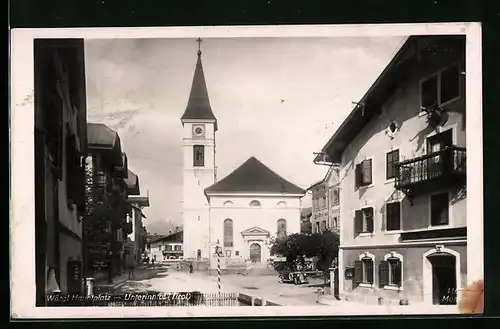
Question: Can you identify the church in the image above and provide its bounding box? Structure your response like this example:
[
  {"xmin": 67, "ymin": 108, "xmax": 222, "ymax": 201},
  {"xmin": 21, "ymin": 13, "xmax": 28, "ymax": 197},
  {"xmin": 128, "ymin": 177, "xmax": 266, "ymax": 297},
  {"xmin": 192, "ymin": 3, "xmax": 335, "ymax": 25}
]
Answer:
[{"xmin": 180, "ymin": 40, "xmax": 306, "ymax": 269}]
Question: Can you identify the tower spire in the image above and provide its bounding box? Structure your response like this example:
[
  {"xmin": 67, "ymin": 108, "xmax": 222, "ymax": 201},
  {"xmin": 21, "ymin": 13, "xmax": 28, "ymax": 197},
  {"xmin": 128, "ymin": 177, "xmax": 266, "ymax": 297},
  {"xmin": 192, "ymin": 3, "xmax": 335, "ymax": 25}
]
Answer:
[{"xmin": 180, "ymin": 37, "xmax": 218, "ymax": 131}]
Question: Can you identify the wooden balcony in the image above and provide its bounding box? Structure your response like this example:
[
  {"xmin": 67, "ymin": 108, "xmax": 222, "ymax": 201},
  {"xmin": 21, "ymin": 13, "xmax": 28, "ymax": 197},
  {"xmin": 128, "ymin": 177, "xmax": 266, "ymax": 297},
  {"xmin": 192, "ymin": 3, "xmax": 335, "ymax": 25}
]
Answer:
[{"xmin": 394, "ymin": 146, "xmax": 466, "ymax": 200}]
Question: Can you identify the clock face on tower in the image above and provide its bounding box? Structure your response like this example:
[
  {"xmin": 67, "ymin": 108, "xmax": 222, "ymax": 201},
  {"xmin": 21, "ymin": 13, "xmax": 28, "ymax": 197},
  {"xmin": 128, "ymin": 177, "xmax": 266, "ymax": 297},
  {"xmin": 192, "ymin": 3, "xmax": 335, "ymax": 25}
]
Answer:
[{"xmin": 192, "ymin": 124, "xmax": 205, "ymax": 138}]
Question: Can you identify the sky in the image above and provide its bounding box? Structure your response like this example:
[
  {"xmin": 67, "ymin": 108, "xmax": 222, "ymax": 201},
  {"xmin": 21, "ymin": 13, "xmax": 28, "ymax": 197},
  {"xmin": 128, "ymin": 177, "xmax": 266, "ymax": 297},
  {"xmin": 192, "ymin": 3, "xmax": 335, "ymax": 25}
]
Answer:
[{"xmin": 84, "ymin": 36, "xmax": 406, "ymax": 235}]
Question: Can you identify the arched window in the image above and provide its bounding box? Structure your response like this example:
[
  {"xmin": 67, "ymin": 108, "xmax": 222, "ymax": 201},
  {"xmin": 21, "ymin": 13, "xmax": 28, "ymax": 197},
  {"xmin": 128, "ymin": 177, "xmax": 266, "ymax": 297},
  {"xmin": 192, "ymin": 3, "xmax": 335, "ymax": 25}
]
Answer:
[
  {"xmin": 277, "ymin": 201, "xmax": 286, "ymax": 208},
  {"xmin": 223, "ymin": 219, "xmax": 234, "ymax": 247},
  {"xmin": 249, "ymin": 200, "xmax": 261, "ymax": 207},
  {"xmin": 380, "ymin": 252, "xmax": 403, "ymax": 290},
  {"xmin": 355, "ymin": 252, "xmax": 375, "ymax": 287},
  {"xmin": 223, "ymin": 201, "xmax": 233, "ymax": 207},
  {"xmin": 277, "ymin": 219, "xmax": 287, "ymax": 237}
]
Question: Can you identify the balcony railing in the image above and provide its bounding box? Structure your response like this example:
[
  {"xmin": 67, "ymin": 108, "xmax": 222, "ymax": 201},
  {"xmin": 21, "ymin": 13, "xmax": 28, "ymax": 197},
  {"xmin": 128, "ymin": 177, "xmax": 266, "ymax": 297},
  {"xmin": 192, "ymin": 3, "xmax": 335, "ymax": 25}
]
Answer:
[{"xmin": 394, "ymin": 146, "xmax": 466, "ymax": 190}]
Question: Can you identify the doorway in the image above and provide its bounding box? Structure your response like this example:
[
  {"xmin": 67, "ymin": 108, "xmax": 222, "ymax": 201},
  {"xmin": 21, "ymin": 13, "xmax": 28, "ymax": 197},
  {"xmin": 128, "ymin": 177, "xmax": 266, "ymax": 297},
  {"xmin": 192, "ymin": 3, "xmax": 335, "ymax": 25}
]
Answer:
[
  {"xmin": 428, "ymin": 253, "xmax": 457, "ymax": 305},
  {"xmin": 427, "ymin": 129, "xmax": 453, "ymax": 179},
  {"xmin": 249, "ymin": 243, "xmax": 261, "ymax": 264}
]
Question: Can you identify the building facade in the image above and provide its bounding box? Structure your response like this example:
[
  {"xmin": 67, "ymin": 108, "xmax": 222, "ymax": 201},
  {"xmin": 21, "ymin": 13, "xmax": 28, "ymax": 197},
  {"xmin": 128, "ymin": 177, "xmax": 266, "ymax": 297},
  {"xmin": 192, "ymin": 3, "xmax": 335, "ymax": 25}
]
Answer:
[
  {"xmin": 204, "ymin": 157, "xmax": 305, "ymax": 269},
  {"xmin": 84, "ymin": 123, "xmax": 130, "ymax": 280},
  {"xmin": 34, "ymin": 39, "xmax": 88, "ymax": 304},
  {"xmin": 315, "ymin": 36, "xmax": 466, "ymax": 306},
  {"xmin": 127, "ymin": 194, "xmax": 151, "ymax": 265},
  {"xmin": 180, "ymin": 43, "xmax": 305, "ymax": 266},
  {"xmin": 308, "ymin": 166, "xmax": 341, "ymax": 234},
  {"xmin": 147, "ymin": 230, "xmax": 184, "ymax": 261}
]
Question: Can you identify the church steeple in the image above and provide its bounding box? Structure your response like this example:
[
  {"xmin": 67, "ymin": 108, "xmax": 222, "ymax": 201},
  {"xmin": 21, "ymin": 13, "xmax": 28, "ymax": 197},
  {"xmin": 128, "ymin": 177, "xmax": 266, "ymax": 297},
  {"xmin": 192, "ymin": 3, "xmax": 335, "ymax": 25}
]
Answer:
[{"xmin": 180, "ymin": 38, "xmax": 218, "ymax": 131}]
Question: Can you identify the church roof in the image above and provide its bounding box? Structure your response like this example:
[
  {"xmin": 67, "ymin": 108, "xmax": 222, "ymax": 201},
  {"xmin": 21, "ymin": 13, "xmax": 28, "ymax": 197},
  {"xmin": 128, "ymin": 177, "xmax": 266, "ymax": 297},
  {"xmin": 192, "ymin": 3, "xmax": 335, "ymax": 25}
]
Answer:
[
  {"xmin": 204, "ymin": 156, "xmax": 306, "ymax": 195},
  {"xmin": 180, "ymin": 50, "xmax": 218, "ymax": 131}
]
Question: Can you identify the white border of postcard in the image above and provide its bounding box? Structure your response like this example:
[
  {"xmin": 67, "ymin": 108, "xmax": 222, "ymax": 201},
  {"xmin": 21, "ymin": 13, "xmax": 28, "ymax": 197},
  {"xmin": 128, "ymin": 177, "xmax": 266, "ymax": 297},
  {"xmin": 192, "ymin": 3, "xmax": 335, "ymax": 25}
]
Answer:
[{"xmin": 10, "ymin": 22, "xmax": 483, "ymax": 319}]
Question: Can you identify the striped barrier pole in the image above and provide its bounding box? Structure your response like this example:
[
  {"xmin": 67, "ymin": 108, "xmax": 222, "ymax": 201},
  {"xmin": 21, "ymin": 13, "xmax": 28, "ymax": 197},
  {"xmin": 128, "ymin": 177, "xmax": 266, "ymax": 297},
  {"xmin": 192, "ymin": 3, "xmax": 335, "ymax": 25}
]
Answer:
[{"xmin": 215, "ymin": 239, "xmax": 222, "ymax": 305}]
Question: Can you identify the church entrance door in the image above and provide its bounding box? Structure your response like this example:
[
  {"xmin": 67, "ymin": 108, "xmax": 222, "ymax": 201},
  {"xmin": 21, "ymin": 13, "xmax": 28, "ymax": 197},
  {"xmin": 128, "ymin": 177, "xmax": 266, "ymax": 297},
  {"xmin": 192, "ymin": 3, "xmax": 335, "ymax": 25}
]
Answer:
[{"xmin": 249, "ymin": 243, "xmax": 262, "ymax": 264}]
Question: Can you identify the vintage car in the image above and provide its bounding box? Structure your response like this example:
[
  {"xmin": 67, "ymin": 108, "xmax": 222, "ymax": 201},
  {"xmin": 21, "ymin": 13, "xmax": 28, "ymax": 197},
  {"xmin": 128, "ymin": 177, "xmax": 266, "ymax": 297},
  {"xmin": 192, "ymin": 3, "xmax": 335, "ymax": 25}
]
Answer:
[{"xmin": 277, "ymin": 269, "xmax": 309, "ymax": 285}]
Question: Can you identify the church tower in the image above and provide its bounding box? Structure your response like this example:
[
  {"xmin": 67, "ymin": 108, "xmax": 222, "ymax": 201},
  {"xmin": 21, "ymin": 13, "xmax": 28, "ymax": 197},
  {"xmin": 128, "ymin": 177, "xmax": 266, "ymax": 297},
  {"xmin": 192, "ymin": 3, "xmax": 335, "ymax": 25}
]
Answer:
[{"xmin": 180, "ymin": 38, "xmax": 218, "ymax": 260}]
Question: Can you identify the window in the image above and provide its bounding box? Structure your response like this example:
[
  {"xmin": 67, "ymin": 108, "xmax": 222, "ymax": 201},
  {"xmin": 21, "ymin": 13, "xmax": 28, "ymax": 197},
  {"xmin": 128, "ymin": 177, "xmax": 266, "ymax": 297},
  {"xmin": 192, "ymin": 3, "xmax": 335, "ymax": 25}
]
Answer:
[
  {"xmin": 249, "ymin": 200, "xmax": 261, "ymax": 207},
  {"xmin": 166, "ymin": 245, "xmax": 173, "ymax": 251},
  {"xmin": 354, "ymin": 253, "xmax": 375, "ymax": 286},
  {"xmin": 315, "ymin": 222, "xmax": 320, "ymax": 234},
  {"xmin": 322, "ymin": 220, "xmax": 328, "ymax": 231},
  {"xmin": 223, "ymin": 219, "xmax": 234, "ymax": 247},
  {"xmin": 331, "ymin": 188, "xmax": 340, "ymax": 205},
  {"xmin": 313, "ymin": 198, "xmax": 319, "ymax": 210},
  {"xmin": 420, "ymin": 65, "xmax": 460, "ymax": 111},
  {"xmin": 322, "ymin": 195, "xmax": 327, "ymax": 208},
  {"xmin": 235, "ymin": 251, "xmax": 240, "ymax": 256},
  {"xmin": 379, "ymin": 254, "xmax": 403, "ymax": 289},
  {"xmin": 174, "ymin": 245, "xmax": 182, "ymax": 251},
  {"xmin": 193, "ymin": 145, "xmax": 205, "ymax": 167},
  {"xmin": 158, "ymin": 245, "xmax": 162, "ymax": 251},
  {"xmin": 355, "ymin": 159, "xmax": 373, "ymax": 188},
  {"xmin": 430, "ymin": 193, "xmax": 449, "ymax": 226},
  {"xmin": 225, "ymin": 250, "xmax": 232, "ymax": 257},
  {"xmin": 277, "ymin": 219, "xmax": 287, "ymax": 237},
  {"xmin": 332, "ymin": 217, "xmax": 338, "ymax": 228},
  {"xmin": 386, "ymin": 149, "xmax": 400, "ymax": 180},
  {"xmin": 223, "ymin": 201, "xmax": 233, "ymax": 206},
  {"xmin": 354, "ymin": 207, "xmax": 374, "ymax": 235},
  {"xmin": 277, "ymin": 201, "xmax": 286, "ymax": 208},
  {"xmin": 386, "ymin": 202, "xmax": 401, "ymax": 231}
]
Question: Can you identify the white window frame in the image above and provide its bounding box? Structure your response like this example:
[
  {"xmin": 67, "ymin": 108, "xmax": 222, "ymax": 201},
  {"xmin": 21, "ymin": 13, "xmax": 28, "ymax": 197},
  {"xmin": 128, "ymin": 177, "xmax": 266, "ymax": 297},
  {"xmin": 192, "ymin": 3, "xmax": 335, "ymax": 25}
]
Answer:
[
  {"xmin": 418, "ymin": 63, "xmax": 462, "ymax": 117},
  {"xmin": 358, "ymin": 252, "xmax": 375, "ymax": 288},
  {"xmin": 383, "ymin": 252, "xmax": 404, "ymax": 291},
  {"xmin": 356, "ymin": 202, "xmax": 376, "ymax": 237}
]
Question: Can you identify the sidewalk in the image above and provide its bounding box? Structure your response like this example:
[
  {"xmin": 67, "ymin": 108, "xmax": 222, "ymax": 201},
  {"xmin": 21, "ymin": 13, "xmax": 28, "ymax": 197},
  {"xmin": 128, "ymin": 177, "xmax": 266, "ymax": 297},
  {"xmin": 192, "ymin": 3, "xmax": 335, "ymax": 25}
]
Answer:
[{"xmin": 318, "ymin": 295, "xmax": 460, "ymax": 315}]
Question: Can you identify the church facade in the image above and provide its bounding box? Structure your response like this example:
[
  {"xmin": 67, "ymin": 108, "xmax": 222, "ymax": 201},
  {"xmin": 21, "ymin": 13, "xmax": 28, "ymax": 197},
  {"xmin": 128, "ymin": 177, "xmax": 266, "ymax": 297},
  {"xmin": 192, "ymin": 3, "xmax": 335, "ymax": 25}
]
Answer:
[{"xmin": 180, "ymin": 42, "xmax": 305, "ymax": 268}]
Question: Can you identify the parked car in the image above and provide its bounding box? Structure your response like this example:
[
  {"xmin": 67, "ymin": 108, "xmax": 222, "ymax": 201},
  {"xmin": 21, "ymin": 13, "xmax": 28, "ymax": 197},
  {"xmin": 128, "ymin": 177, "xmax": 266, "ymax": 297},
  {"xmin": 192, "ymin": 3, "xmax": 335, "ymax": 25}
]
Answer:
[{"xmin": 277, "ymin": 268, "xmax": 309, "ymax": 285}]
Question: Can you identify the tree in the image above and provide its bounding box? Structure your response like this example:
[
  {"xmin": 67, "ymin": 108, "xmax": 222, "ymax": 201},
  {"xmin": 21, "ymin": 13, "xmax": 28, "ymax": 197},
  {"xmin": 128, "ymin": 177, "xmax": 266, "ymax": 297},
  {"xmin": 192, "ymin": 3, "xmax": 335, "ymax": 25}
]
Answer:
[{"xmin": 270, "ymin": 231, "xmax": 340, "ymax": 274}]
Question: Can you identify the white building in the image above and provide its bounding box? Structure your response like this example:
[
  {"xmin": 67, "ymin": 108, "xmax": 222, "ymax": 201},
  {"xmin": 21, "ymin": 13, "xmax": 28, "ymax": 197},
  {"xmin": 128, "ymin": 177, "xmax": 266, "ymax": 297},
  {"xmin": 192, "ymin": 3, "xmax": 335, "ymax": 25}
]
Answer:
[
  {"xmin": 180, "ymin": 43, "xmax": 305, "ymax": 268},
  {"xmin": 205, "ymin": 157, "xmax": 305, "ymax": 269}
]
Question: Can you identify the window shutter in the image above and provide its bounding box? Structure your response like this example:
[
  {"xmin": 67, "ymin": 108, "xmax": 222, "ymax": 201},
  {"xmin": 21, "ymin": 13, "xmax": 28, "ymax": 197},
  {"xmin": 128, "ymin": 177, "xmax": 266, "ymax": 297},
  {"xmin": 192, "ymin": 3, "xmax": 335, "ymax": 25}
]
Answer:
[
  {"xmin": 366, "ymin": 260, "xmax": 374, "ymax": 284},
  {"xmin": 394, "ymin": 260, "xmax": 402, "ymax": 287},
  {"xmin": 354, "ymin": 210, "xmax": 363, "ymax": 235},
  {"xmin": 362, "ymin": 159, "xmax": 373, "ymax": 185},
  {"xmin": 354, "ymin": 260, "xmax": 363, "ymax": 285},
  {"xmin": 386, "ymin": 152, "xmax": 393, "ymax": 179},
  {"xmin": 355, "ymin": 164, "xmax": 361, "ymax": 188},
  {"xmin": 365, "ymin": 208, "xmax": 374, "ymax": 233},
  {"xmin": 379, "ymin": 260, "xmax": 390, "ymax": 287}
]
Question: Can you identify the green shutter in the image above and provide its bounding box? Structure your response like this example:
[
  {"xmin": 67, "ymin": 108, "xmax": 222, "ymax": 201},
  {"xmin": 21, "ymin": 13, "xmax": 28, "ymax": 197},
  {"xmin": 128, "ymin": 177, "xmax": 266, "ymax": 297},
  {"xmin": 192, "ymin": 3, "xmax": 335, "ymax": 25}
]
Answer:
[
  {"xmin": 355, "ymin": 164, "xmax": 361, "ymax": 188},
  {"xmin": 394, "ymin": 260, "xmax": 403, "ymax": 287},
  {"xmin": 354, "ymin": 260, "xmax": 363, "ymax": 285},
  {"xmin": 379, "ymin": 260, "xmax": 389, "ymax": 287},
  {"xmin": 362, "ymin": 159, "xmax": 373, "ymax": 185},
  {"xmin": 386, "ymin": 151, "xmax": 393, "ymax": 179},
  {"xmin": 354, "ymin": 210, "xmax": 363, "ymax": 235},
  {"xmin": 365, "ymin": 208, "xmax": 374, "ymax": 233}
]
